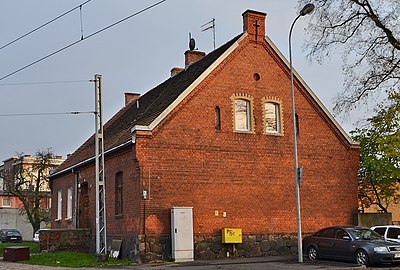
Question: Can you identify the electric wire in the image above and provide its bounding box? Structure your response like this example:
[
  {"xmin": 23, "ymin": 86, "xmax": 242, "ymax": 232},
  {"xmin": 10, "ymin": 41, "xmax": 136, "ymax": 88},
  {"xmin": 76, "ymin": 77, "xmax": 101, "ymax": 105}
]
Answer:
[
  {"xmin": 0, "ymin": 0, "xmax": 92, "ymax": 51},
  {"xmin": 0, "ymin": 0, "xmax": 167, "ymax": 82},
  {"xmin": 80, "ymin": 5, "xmax": 84, "ymax": 40},
  {"xmin": 0, "ymin": 111, "xmax": 96, "ymax": 117},
  {"xmin": 0, "ymin": 80, "xmax": 90, "ymax": 86}
]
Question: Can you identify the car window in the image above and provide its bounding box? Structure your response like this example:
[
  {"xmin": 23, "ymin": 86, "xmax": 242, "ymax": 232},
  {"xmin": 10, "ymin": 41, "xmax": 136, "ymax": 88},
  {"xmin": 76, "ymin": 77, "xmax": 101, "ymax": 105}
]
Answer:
[
  {"xmin": 350, "ymin": 228, "xmax": 382, "ymax": 240},
  {"xmin": 336, "ymin": 229, "xmax": 350, "ymax": 239},
  {"xmin": 318, "ymin": 228, "xmax": 336, "ymax": 238},
  {"xmin": 373, "ymin": 227, "xmax": 386, "ymax": 236},
  {"xmin": 387, "ymin": 228, "xmax": 400, "ymax": 239},
  {"xmin": 6, "ymin": 231, "xmax": 21, "ymax": 237}
]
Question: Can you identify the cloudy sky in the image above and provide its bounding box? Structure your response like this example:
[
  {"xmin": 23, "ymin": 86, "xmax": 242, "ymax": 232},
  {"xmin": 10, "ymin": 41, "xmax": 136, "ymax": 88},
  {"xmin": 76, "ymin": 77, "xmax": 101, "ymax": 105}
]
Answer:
[{"xmin": 0, "ymin": 0, "xmax": 360, "ymax": 160}]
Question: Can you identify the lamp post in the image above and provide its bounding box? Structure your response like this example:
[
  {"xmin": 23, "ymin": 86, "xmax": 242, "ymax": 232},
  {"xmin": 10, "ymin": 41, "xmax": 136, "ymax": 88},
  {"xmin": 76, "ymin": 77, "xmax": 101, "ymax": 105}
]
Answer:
[{"xmin": 289, "ymin": 3, "xmax": 315, "ymax": 263}]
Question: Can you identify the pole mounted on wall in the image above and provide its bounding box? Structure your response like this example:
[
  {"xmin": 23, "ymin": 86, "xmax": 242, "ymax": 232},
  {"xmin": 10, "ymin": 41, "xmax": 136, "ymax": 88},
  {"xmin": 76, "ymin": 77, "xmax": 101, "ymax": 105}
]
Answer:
[
  {"xmin": 94, "ymin": 74, "xmax": 107, "ymax": 257},
  {"xmin": 288, "ymin": 3, "xmax": 315, "ymax": 263}
]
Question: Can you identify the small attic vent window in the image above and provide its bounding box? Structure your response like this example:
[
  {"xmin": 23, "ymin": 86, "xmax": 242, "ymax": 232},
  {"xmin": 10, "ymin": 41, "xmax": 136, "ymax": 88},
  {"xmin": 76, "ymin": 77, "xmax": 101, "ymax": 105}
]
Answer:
[
  {"xmin": 215, "ymin": 106, "xmax": 221, "ymax": 130},
  {"xmin": 136, "ymin": 100, "xmax": 139, "ymax": 109}
]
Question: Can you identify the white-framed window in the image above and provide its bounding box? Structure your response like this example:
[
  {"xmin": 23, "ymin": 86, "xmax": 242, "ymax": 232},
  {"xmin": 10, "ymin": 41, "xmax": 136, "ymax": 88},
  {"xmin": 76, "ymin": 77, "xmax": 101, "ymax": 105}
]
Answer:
[
  {"xmin": 231, "ymin": 94, "xmax": 254, "ymax": 133},
  {"xmin": 2, "ymin": 197, "xmax": 11, "ymax": 207},
  {"xmin": 66, "ymin": 188, "xmax": 72, "ymax": 220},
  {"xmin": 0, "ymin": 176, "xmax": 4, "ymax": 191},
  {"xmin": 263, "ymin": 99, "xmax": 283, "ymax": 135},
  {"xmin": 57, "ymin": 190, "xmax": 62, "ymax": 220},
  {"xmin": 234, "ymin": 99, "xmax": 250, "ymax": 131}
]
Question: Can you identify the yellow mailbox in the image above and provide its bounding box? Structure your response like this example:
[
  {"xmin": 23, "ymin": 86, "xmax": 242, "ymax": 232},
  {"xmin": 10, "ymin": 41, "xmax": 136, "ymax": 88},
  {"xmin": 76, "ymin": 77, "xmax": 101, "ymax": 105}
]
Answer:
[{"xmin": 221, "ymin": 228, "xmax": 242, "ymax": 243}]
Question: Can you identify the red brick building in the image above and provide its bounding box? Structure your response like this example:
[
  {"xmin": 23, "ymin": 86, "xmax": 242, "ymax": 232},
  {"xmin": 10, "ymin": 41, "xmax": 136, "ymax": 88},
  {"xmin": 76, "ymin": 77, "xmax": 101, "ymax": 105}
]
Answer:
[{"xmin": 50, "ymin": 10, "xmax": 359, "ymax": 262}]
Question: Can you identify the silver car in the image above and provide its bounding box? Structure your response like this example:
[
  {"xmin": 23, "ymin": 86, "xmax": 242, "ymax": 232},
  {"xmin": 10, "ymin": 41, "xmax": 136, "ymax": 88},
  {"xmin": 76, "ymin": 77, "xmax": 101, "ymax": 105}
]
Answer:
[
  {"xmin": 371, "ymin": 225, "xmax": 400, "ymax": 244},
  {"xmin": 33, "ymin": 228, "xmax": 49, "ymax": 242}
]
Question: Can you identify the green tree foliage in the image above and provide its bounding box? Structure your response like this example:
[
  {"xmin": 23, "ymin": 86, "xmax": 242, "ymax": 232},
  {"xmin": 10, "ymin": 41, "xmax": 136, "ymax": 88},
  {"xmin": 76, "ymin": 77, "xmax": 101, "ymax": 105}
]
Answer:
[
  {"xmin": 2, "ymin": 149, "xmax": 56, "ymax": 234},
  {"xmin": 351, "ymin": 92, "xmax": 400, "ymax": 212},
  {"xmin": 298, "ymin": 0, "xmax": 399, "ymax": 113}
]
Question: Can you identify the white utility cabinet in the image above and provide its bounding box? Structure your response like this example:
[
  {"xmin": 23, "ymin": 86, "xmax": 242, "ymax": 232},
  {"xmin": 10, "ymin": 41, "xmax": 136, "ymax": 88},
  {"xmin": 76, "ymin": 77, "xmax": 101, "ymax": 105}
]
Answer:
[{"xmin": 171, "ymin": 206, "xmax": 194, "ymax": 262}]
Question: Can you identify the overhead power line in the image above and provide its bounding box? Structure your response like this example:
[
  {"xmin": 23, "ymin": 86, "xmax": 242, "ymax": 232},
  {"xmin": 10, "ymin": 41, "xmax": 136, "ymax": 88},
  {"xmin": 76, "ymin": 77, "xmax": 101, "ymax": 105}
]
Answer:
[
  {"xmin": 0, "ymin": 111, "xmax": 96, "ymax": 117},
  {"xmin": 0, "ymin": 80, "xmax": 90, "ymax": 86},
  {"xmin": 0, "ymin": 0, "xmax": 93, "ymax": 51},
  {"xmin": 0, "ymin": 0, "xmax": 167, "ymax": 82}
]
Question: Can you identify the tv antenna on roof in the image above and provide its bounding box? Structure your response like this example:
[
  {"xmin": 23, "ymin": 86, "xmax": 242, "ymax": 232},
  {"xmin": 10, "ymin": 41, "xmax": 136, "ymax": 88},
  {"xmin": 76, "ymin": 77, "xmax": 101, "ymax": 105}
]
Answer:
[{"xmin": 201, "ymin": 18, "xmax": 215, "ymax": 50}]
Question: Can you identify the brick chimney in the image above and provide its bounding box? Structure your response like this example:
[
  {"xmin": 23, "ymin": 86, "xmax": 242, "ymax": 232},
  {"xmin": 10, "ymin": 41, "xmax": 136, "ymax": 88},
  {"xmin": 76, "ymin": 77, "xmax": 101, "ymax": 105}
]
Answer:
[
  {"xmin": 185, "ymin": 50, "xmax": 206, "ymax": 68},
  {"xmin": 170, "ymin": 67, "xmax": 184, "ymax": 77},
  {"xmin": 124, "ymin": 93, "xmax": 141, "ymax": 107},
  {"xmin": 242, "ymin": 10, "xmax": 266, "ymax": 42}
]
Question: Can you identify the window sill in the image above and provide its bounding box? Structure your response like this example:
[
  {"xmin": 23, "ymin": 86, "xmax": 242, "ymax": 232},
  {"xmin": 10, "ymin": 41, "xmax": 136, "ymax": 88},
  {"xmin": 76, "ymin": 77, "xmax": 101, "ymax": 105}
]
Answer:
[
  {"xmin": 55, "ymin": 219, "xmax": 61, "ymax": 222},
  {"xmin": 115, "ymin": 214, "xmax": 124, "ymax": 219},
  {"xmin": 265, "ymin": 132, "xmax": 283, "ymax": 137},
  {"xmin": 65, "ymin": 218, "xmax": 72, "ymax": 222},
  {"xmin": 233, "ymin": 130, "xmax": 255, "ymax": 134}
]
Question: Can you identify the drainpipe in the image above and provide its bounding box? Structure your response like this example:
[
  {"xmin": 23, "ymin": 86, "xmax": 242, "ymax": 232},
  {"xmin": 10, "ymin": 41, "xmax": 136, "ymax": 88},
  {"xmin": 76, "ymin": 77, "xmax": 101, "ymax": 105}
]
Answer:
[{"xmin": 142, "ymin": 168, "xmax": 147, "ymax": 263}]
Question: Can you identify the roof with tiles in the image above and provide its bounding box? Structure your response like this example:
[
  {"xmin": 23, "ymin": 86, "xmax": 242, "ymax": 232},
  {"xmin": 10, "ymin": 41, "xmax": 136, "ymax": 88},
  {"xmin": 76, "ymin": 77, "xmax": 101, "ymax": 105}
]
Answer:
[{"xmin": 54, "ymin": 34, "xmax": 243, "ymax": 174}]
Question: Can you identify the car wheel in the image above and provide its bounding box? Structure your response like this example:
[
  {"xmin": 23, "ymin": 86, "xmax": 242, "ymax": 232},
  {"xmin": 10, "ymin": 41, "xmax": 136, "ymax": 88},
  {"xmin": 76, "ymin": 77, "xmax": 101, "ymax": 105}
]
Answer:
[
  {"xmin": 355, "ymin": 249, "xmax": 369, "ymax": 266},
  {"xmin": 307, "ymin": 246, "xmax": 319, "ymax": 261}
]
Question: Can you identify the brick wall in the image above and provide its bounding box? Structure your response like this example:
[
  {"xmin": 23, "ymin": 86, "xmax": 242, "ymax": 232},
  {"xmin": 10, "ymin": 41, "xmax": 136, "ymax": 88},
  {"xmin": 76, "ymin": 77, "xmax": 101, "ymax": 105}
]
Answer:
[
  {"xmin": 50, "ymin": 19, "xmax": 359, "ymax": 262},
  {"xmin": 134, "ymin": 35, "xmax": 359, "ymax": 240},
  {"xmin": 51, "ymin": 147, "xmax": 145, "ymax": 259}
]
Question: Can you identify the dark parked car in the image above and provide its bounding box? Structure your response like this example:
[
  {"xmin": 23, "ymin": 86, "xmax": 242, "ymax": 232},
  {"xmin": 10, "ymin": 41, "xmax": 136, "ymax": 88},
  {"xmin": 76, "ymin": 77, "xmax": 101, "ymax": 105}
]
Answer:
[
  {"xmin": 0, "ymin": 229, "xmax": 22, "ymax": 243},
  {"xmin": 303, "ymin": 226, "xmax": 400, "ymax": 266}
]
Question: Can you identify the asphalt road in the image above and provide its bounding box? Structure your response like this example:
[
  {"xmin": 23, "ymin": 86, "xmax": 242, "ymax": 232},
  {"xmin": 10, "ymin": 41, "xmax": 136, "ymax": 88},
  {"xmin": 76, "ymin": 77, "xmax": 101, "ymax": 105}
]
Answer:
[{"xmin": 1, "ymin": 256, "xmax": 400, "ymax": 270}]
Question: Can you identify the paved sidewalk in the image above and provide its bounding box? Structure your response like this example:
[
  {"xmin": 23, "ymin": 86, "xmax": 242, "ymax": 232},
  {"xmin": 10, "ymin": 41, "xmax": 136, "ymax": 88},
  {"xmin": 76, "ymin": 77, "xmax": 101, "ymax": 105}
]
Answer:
[{"xmin": 0, "ymin": 256, "xmax": 367, "ymax": 270}]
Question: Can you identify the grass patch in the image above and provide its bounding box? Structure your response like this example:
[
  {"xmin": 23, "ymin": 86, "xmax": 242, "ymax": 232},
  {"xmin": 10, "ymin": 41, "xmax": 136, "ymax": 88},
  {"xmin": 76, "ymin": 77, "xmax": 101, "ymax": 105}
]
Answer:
[
  {"xmin": 21, "ymin": 251, "xmax": 131, "ymax": 268},
  {"xmin": 0, "ymin": 241, "xmax": 39, "ymax": 257}
]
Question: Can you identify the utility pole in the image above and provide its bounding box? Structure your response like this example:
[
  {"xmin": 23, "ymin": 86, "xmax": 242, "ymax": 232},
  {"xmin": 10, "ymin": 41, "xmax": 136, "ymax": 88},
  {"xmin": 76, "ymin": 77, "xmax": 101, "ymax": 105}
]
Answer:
[{"xmin": 94, "ymin": 74, "xmax": 107, "ymax": 258}]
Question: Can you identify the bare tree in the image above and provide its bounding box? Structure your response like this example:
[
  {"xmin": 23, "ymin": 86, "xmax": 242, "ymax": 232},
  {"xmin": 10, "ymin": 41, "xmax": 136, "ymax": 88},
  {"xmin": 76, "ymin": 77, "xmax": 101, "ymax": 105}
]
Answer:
[
  {"xmin": 298, "ymin": 0, "xmax": 399, "ymax": 113},
  {"xmin": 2, "ymin": 149, "xmax": 57, "ymax": 234}
]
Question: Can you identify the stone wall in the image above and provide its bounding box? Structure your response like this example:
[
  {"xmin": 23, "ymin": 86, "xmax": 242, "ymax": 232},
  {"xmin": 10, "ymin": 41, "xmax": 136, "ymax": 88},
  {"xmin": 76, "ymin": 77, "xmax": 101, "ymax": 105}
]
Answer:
[
  {"xmin": 194, "ymin": 234, "xmax": 298, "ymax": 260},
  {"xmin": 39, "ymin": 229, "xmax": 90, "ymax": 253},
  {"xmin": 144, "ymin": 234, "xmax": 171, "ymax": 262},
  {"xmin": 141, "ymin": 233, "xmax": 298, "ymax": 262}
]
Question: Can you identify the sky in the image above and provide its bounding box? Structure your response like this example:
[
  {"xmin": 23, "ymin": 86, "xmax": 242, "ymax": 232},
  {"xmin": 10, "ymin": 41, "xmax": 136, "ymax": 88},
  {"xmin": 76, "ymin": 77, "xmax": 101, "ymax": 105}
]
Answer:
[{"xmin": 0, "ymin": 0, "xmax": 361, "ymax": 161}]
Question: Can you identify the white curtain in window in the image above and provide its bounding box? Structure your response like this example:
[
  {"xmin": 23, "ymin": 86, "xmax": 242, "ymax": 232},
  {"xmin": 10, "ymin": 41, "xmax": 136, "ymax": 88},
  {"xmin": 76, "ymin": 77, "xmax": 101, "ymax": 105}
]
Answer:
[
  {"xmin": 265, "ymin": 102, "xmax": 280, "ymax": 133},
  {"xmin": 235, "ymin": 99, "xmax": 250, "ymax": 131},
  {"xmin": 57, "ymin": 190, "xmax": 62, "ymax": 220},
  {"xmin": 67, "ymin": 188, "xmax": 72, "ymax": 219}
]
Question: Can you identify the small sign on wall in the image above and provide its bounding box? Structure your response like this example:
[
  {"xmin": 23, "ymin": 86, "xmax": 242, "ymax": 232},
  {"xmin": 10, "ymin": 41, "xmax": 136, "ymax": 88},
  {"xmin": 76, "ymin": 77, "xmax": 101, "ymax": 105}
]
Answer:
[{"xmin": 109, "ymin": 239, "xmax": 122, "ymax": 259}]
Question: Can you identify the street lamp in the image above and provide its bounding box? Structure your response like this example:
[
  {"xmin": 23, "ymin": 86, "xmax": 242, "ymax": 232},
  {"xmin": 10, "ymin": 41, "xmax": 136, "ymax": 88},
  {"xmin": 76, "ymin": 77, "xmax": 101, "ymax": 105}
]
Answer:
[{"xmin": 289, "ymin": 3, "xmax": 315, "ymax": 263}]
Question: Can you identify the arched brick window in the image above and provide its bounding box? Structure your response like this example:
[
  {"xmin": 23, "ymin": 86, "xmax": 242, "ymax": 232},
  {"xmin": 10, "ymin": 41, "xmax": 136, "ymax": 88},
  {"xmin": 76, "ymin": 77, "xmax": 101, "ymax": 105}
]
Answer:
[{"xmin": 262, "ymin": 97, "xmax": 283, "ymax": 136}]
